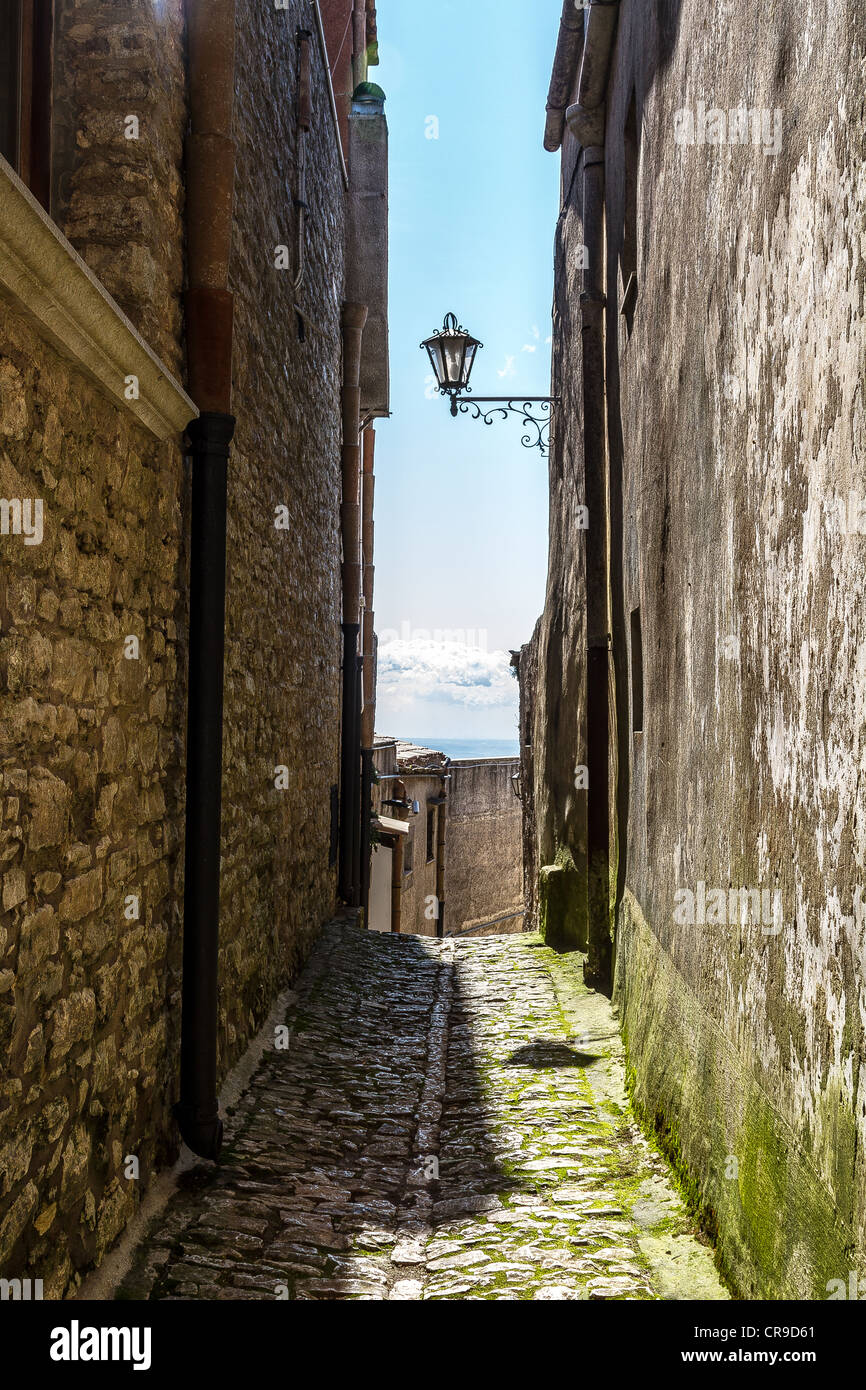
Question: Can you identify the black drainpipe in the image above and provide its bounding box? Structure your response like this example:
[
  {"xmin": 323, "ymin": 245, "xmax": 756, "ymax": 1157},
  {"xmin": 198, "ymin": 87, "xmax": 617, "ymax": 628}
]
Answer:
[
  {"xmin": 351, "ymin": 652, "xmax": 364, "ymax": 901},
  {"xmin": 174, "ymin": 412, "xmax": 234, "ymax": 1160},
  {"xmin": 359, "ymin": 744, "xmax": 374, "ymax": 923},
  {"xmin": 338, "ymin": 302, "xmax": 367, "ymax": 907},
  {"xmin": 339, "ymin": 623, "xmax": 361, "ymax": 902}
]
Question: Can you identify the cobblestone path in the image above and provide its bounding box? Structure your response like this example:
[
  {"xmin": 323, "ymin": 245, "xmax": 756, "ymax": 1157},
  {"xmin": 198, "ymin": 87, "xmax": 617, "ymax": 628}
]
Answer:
[{"xmin": 116, "ymin": 924, "xmax": 727, "ymax": 1301}]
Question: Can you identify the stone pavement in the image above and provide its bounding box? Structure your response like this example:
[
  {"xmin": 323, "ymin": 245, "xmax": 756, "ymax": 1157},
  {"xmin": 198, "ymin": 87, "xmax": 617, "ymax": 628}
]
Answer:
[{"xmin": 116, "ymin": 924, "xmax": 728, "ymax": 1301}]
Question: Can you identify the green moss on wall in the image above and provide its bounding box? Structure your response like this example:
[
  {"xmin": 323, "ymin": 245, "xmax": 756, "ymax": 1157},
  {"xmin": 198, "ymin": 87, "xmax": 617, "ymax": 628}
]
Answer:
[
  {"xmin": 538, "ymin": 844, "xmax": 587, "ymax": 952},
  {"xmin": 616, "ymin": 889, "xmax": 858, "ymax": 1299}
]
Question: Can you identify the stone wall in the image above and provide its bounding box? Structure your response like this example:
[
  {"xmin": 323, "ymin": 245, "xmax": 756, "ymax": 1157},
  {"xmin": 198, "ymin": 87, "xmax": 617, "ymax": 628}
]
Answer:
[
  {"xmin": 0, "ymin": 0, "xmax": 349, "ymax": 1296},
  {"xmin": 0, "ymin": 0, "xmax": 190, "ymax": 1292},
  {"xmin": 517, "ymin": 119, "xmax": 589, "ymax": 952},
  {"xmin": 444, "ymin": 760, "xmax": 523, "ymax": 937},
  {"xmin": 221, "ymin": 0, "xmax": 345, "ymax": 1067},
  {"xmin": 524, "ymin": 0, "xmax": 866, "ymax": 1297},
  {"xmin": 0, "ymin": 303, "xmax": 186, "ymax": 1297},
  {"xmin": 52, "ymin": 0, "xmax": 188, "ymax": 375}
]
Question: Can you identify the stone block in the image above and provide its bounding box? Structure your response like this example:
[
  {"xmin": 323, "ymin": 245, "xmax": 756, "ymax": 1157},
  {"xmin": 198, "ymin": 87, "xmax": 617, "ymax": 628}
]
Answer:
[
  {"xmin": 27, "ymin": 769, "xmax": 71, "ymax": 850},
  {"xmin": 59, "ymin": 868, "xmax": 103, "ymax": 923},
  {"xmin": 51, "ymin": 990, "xmax": 97, "ymax": 1058}
]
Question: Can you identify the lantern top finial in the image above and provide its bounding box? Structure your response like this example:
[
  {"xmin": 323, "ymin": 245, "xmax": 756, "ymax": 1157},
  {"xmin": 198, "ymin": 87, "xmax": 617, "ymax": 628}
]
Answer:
[{"xmin": 425, "ymin": 312, "xmax": 478, "ymax": 341}]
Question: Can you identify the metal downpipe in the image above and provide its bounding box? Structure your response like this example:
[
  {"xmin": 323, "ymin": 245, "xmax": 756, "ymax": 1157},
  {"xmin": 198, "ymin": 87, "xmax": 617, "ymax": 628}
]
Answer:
[
  {"xmin": 174, "ymin": 412, "xmax": 235, "ymax": 1159},
  {"xmin": 339, "ymin": 623, "xmax": 361, "ymax": 902},
  {"xmin": 175, "ymin": 0, "xmax": 236, "ymax": 1159},
  {"xmin": 351, "ymin": 651, "xmax": 364, "ymax": 902},
  {"xmin": 339, "ymin": 302, "xmax": 368, "ymax": 905},
  {"xmin": 359, "ymin": 746, "xmax": 374, "ymax": 924}
]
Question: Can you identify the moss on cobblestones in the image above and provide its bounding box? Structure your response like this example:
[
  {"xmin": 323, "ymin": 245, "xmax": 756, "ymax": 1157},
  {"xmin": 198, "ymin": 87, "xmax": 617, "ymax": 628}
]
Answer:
[{"xmin": 115, "ymin": 925, "xmax": 727, "ymax": 1301}]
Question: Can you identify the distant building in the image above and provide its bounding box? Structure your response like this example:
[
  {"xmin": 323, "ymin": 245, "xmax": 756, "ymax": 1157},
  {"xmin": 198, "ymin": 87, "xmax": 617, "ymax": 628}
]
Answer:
[{"xmin": 370, "ymin": 739, "xmax": 523, "ymax": 938}]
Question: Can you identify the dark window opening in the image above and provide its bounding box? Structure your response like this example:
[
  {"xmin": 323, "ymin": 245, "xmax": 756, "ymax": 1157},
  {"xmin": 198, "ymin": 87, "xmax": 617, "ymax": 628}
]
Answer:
[
  {"xmin": 403, "ymin": 828, "xmax": 414, "ymax": 875},
  {"xmin": 1, "ymin": 0, "xmax": 53, "ymax": 209},
  {"xmin": 630, "ymin": 607, "xmax": 643, "ymax": 733},
  {"xmin": 620, "ymin": 89, "xmax": 639, "ymax": 334},
  {"xmin": 426, "ymin": 806, "xmax": 436, "ymax": 863}
]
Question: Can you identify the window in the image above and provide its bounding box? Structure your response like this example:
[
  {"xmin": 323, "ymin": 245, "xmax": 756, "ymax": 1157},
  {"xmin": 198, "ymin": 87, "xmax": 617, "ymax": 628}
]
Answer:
[
  {"xmin": 630, "ymin": 607, "xmax": 643, "ymax": 734},
  {"xmin": 403, "ymin": 828, "xmax": 413, "ymax": 874},
  {"xmin": 426, "ymin": 805, "xmax": 436, "ymax": 863},
  {"xmin": 1, "ymin": 1, "xmax": 53, "ymax": 209}
]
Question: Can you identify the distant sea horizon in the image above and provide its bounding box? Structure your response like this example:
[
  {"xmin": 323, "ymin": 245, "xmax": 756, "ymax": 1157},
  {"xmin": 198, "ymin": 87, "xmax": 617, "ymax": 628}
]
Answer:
[{"xmin": 405, "ymin": 736, "xmax": 519, "ymax": 761}]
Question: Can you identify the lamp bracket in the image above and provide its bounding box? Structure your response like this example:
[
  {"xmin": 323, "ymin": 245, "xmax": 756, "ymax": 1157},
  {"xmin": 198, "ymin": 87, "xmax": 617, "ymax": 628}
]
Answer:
[{"xmin": 440, "ymin": 393, "xmax": 558, "ymax": 456}]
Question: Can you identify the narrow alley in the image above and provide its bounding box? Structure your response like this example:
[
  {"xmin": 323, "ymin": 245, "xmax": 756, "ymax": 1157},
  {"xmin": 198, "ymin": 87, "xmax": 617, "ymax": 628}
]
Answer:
[
  {"xmin": 4, "ymin": 0, "xmax": 866, "ymax": 1346},
  {"xmin": 114, "ymin": 927, "xmax": 725, "ymax": 1302}
]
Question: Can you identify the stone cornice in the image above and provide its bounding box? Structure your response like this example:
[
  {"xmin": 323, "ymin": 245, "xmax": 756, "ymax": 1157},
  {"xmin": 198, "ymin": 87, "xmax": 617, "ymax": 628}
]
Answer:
[{"xmin": 0, "ymin": 155, "xmax": 196, "ymax": 441}]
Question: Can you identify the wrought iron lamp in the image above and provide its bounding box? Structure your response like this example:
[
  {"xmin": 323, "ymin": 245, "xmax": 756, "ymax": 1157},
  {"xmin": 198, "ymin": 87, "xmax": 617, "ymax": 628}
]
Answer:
[{"xmin": 421, "ymin": 312, "xmax": 557, "ymax": 455}]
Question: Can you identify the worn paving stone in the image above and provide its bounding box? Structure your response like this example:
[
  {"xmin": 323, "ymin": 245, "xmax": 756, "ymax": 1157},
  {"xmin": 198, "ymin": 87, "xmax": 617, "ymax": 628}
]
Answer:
[{"xmin": 117, "ymin": 924, "xmax": 728, "ymax": 1301}]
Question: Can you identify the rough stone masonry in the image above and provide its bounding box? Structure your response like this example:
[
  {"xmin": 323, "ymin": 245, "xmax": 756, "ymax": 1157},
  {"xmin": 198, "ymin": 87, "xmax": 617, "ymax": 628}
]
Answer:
[{"xmin": 0, "ymin": 0, "xmax": 351, "ymax": 1296}]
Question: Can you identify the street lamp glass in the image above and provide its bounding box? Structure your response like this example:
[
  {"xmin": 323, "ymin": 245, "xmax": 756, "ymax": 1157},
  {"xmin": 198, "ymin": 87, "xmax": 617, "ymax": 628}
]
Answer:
[
  {"xmin": 442, "ymin": 338, "xmax": 465, "ymax": 387},
  {"xmin": 421, "ymin": 314, "xmax": 483, "ymax": 395}
]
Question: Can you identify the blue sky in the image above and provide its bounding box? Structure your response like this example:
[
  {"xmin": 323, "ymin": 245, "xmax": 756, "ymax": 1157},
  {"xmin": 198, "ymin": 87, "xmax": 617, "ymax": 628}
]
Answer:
[{"xmin": 372, "ymin": 0, "xmax": 560, "ymax": 741}]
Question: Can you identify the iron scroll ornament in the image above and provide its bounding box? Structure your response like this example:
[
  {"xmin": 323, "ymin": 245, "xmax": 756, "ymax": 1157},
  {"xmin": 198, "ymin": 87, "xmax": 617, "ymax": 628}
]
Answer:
[
  {"xmin": 420, "ymin": 312, "xmax": 558, "ymax": 455},
  {"xmin": 450, "ymin": 393, "xmax": 556, "ymax": 456}
]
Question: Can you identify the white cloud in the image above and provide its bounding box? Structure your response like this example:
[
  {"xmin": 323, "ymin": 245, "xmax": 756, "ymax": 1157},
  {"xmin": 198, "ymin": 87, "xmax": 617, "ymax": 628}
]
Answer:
[
  {"xmin": 497, "ymin": 354, "xmax": 517, "ymax": 379},
  {"xmin": 377, "ymin": 637, "xmax": 517, "ymax": 712}
]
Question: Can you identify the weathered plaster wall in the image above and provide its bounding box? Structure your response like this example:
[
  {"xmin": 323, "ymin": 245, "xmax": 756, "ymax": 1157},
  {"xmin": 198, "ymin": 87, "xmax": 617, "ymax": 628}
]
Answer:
[
  {"xmin": 444, "ymin": 760, "xmax": 523, "ymax": 936},
  {"xmin": 517, "ymin": 632, "xmax": 540, "ymax": 929},
  {"xmin": 612, "ymin": 0, "xmax": 866, "ymax": 1298},
  {"xmin": 526, "ymin": 0, "xmax": 866, "ymax": 1296},
  {"xmin": 517, "ymin": 94, "xmax": 589, "ymax": 955}
]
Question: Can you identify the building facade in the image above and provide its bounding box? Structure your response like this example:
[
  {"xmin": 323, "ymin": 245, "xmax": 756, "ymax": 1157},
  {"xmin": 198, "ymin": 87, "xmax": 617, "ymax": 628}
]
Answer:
[
  {"xmin": 518, "ymin": 0, "xmax": 866, "ymax": 1297},
  {"xmin": 0, "ymin": 0, "xmax": 386, "ymax": 1296},
  {"xmin": 370, "ymin": 740, "xmax": 523, "ymax": 939}
]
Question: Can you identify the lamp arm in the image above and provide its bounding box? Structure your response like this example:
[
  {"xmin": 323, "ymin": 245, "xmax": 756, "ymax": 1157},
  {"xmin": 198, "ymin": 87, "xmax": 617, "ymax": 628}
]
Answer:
[
  {"xmin": 449, "ymin": 395, "xmax": 558, "ymax": 405},
  {"xmin": 440, "ymin": 394, "xmax": 558, "ymax": 455}
]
